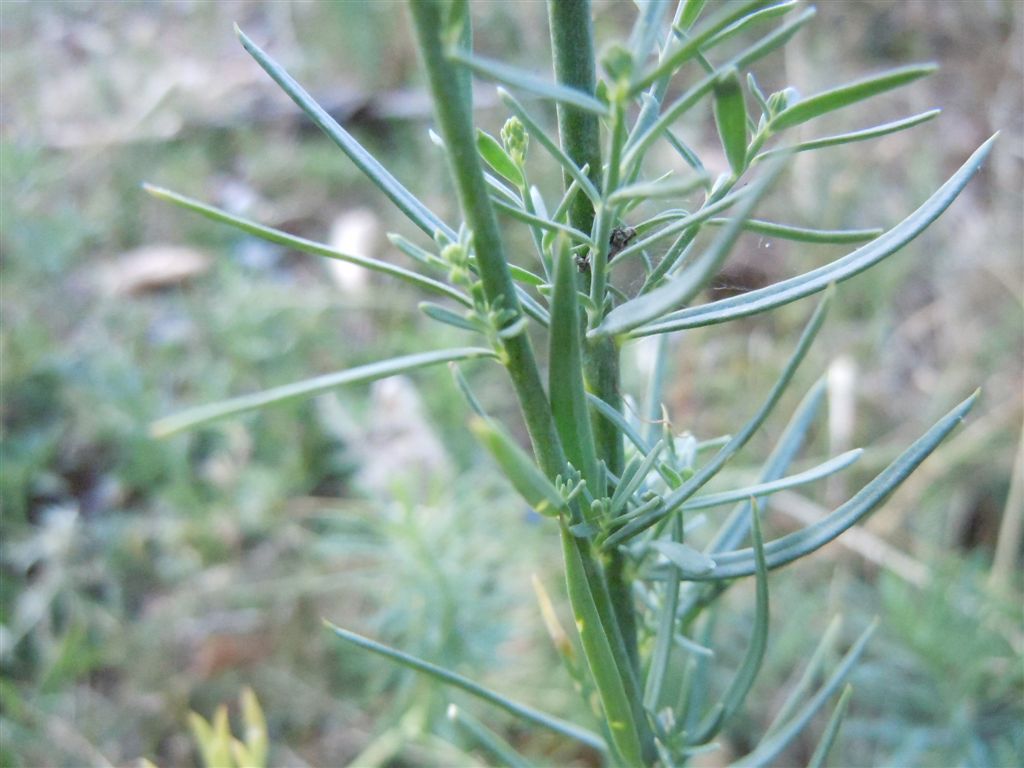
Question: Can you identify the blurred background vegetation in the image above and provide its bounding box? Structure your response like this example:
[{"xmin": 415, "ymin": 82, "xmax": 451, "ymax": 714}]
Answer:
[{"xmin": 1, "ymin": 2, "xmax": 1021, "ymax": 766}]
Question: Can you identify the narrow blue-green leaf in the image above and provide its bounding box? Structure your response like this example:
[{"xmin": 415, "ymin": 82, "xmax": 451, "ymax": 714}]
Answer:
[
  {"xmin": 325, "ymin": 622, "xmax": 606, "ymax": 754},
  {"xmin": 611, "ymin": 188, "xmax": 748, "ymax": 265},
  {"xmin": 469, "ymin": 416, "xmax": 566, "ymax": 517},
  {"xmin": 747, "ymin": 72, "xmax": 772, "ymax": 116},
  {"xmin": 707, "ymin": 217, "xmax": 883, "ymax": 244},
  {"xmin": 769, "ymin": 64, "xmax": 938, "ymax": 132},
  {"xmin": 594, "ymin": 157, "xmax": 785, "ymax": 338},
  {"xmin": 151, "ymin": 347, "xmax": 494, "ymax": 438},
  {"xmin": 608, "ymin": 172, "xmax": 710, "ymax": 205},
  {"xmin": 755, "ymin": 109, "xmax": 941, "ymax": 161},
  {"xmin": 610, "ymin": 439, "xmax": 665, "ymax": 516},
  {"xmin": 713, "ymin": 67, "xmax": 748, "ymax": 175},
  {"xmin": 765, "ymin": 615, "xmax": 842, "ymax": 737},
  {"xmin": 446, "ymin": 704, "xmax": 532, "ymax": 768},
  {"xmin": 601, "ymin": 289, "xmax": 832, "ymax": 549},
  {"xmin": 682, "ymin": 449, "xmax": 863, "ymax": 511},
  {"xmin": 588, "ymin": 393, "xmax": 650, "ymax": 454},
  {"xmin": 636, "ymin": 135, "xmax": 997, "ymax": 336},
  {"xmin": 449, "ymin": 362, "xmax": 487, "ymax": 418},
  {"xmin": 498, "ymin": 89, "xmax": 601, "ymax": 208},
  {"xmin": 644, "ymin": 516, "xmax": 685, "ymax": 711},
  {"xmin": 706, "ymin": 1, "xmax": 799, "ymax": 48},
  {"xmin": 491, "ymin": 197, "xmax": 593, "ymax": 244},
  {"xmin": 477, "ymin": 129, "xmax": 524, "ymax": 188},
  {"xmin": 560, "ymin": 527, "xmax": 644, "ymax": 766},
  {"xmin": 627, "ymin": 0, "xmax": 670, "ymax": 71},
  {"xmin": 630, "ymin": 0, "xmax": 770, "ymax": 95},
  {"xmin": 236, "ymin": 26, "xmax": 453, "ymax": 239},
  {"xmin": 650, "ymin": 541, "xmax": 716, "ymax": 576},
  {"xmin": 144, "ymin": 185, "xmax": 470, "ymax": 307},
  {"xmin": 733, "ymin": 621, "xmax": 876, "ymax": 768},
  {"xmin": 807, "ymin": 685, "xmax": 854, "ymax": 768},
  {"xmin": 623, "ymin": 7, "xmax": 816, "ymax": 171},
  {"xmin": 678, "ymin": 0, "xmax": 707, "ymax": 31},
  {"xmin": 419, "ymin": 302, "xmax": 478, "ymax": 332},
  {"xmin": 549, "ymin": 235, "xmax": 601, "ymax": 492},
  {"xmin": 692, "ymin": 391, "xmax": 979, "ymax": 579},
  {"xmin": 509, "ymin": 264, "xmax": 546, "ymax": 287},
  {"xmin": 388, "ymin": 232, "xmax": 442, "ymax": 267},
  {"xmin": 450, "ymin": 48, "xmax": 608, "ymax": 116},
  {"xmin": 688, "ymin": 504, "xmax": 770, "ymax": 745}
]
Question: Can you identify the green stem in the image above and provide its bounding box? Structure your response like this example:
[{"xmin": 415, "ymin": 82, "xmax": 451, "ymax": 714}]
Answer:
[{"xmin": 408, "ymin": 0, "xmax": 563, "ymax": 480}]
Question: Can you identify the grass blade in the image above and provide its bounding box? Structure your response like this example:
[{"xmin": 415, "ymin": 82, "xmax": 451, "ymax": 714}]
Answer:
[
  {"xmin": 236, "ymin": 26, "xmax": 453, "ymax": 239},
  {"xmin": 690, "ymin": 391, "xmax": 980, "ymax": 579},
  {"xmin": 450, "ymin": 48, "xmax": 608, "ymax": 116},
  {"xmin": 143, "ymin": 185, "xmax": 471, "ymax": 307},
  {"xmin": 636, "ymin": 135, "xmax": 997, "ymax": 336},
  {"xmin": 151, "ymin": 347, "xmax": 494, "ymax": 438},
  {"xmin": 733, "ymin": 621, "xmax": 876, "ymax": 767},
  {"xmin": 706, "ymin": 217, "xmax": 883, "ymax": 244},
  {"xmin": 769, "ymin": 64, "xmax": 937, "ymax": 132},
  {"xmin": 325, "ymin": 622, "xmax": 607, "ymax": 755},
  {"xmin": 549, "ymin": 236, "xmax": 601, "ymax": 492},
  {"xmin": 681, "ymin": 449, "xmax": 863, "ymax": 511},
  {"xmin": 754, "ymin": 109, "xmax": 941, "ymax": 161},
  {"xmin": 712, "ymin": 68, "xmax": 748, "ymax": 175}
]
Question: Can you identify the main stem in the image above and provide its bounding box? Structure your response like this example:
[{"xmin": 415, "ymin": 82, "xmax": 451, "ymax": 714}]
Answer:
[{"xmin": 547, "ymin": 0, "xmax": 637, "ymax": 672}]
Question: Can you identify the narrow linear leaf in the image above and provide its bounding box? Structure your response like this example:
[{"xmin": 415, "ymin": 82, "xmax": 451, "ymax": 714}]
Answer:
[
  {"xmin": 765, "ymin": 615, "xmax": 843, "ymax": 738},
  {"xmin": 610, "ymin": 438, "xmax": 665, "ymax": 516},
  {"xmin": 469, "ymin": 416, "xmax": 566, "ymax": 517},
  {"xmin": 636, "ymin": 135, "xmax": 997, "ymax": 336},
  {"xmin": 151, "ymin": 347, "xmax": 494, "ymax": 438},
  {"xmin": 448, "ymin": 362, "xmax": 487, "ymax": 418},
  {"xmin": 609, "ymin": 172, "xmax": 711, "ymax": 205},
  {"xmin": 754, "ymin": 109, "xmax": 941, "ymax": 161},
  {"xmin": 624, "ymin": 7, "xmax": 816, "ymax": 171},
  {"xmin": 713, "ymin": 67, "xmax": 748, "ymax": 175},
  {"xmin": 325, "ymin": 622, "xmax": 606, "ymax": 754},
  {"xmin": 499, "ymin": 89, "xmax": 602, "ymax": 207},
  {"xmin": 560, "ymin": 526, "xmax": 645, "ymax": 767},
  {"xmin": 650, "ymin": 541, "xmax": 716, "ymax": 576},
  {"xmin": 706, "ymin": 1, "xmax": 799, "ymax": 49},
  {"xmin": 644, "ymin": 516, "xmax": 685, "ymax": 711},
  {"xmin": 733, "ymin": 622, "xmax": 876, "ymax": 768},
  {"xmin": 549, "ymin": 236, "xmax": 601, "ymax": 492},
  {"xmin": 491, "ymin": 197, "xmax": 593, "ymax": 244},
  {"xmin": 678, "ymin": 0, "xmax": 708, "ymax": 31},
  {"xmin": 144, "ymin": 185, "xmax": 470, "ymax": 306},
  {"xmin": 807, "ymin": 685, "xmax": 854, "ymax": 768},
  {"xmin": 450, "ymin": 48, "xmax": 609, "ymax": 116},
  {"xmin": 769, "ymin": 63, "xmax": 937, "ymax": 132},
  {"xmin": 419, "ymin": 302, "xmax": 478, "ymax": 332},
  {"xmin": 509, "ymin": 264, "xmax": 546, "ymax": 287},
  {"xmin": 447, "ymin": 705, "xmax": 532, "ymax": 768},
  {"xmin": 631, "ymin": 0, "xmax": 769, "ymax": 95},
  {"xmin": 690, "ymin": 391, "xmax": 979, "ymax": 579},
  {"xmin": 236, "ymin": 26, "xmax": 453, "ymax": 239},
  {"xmin": 477, "ymin": 129, "xmax": 524, "ymax": 188},
  {"xmin": 707, "ymin": 217, "xmax": 883, "ymax": 244},
  {"xmin": 602, "ymin": 289, "xmax": 832, "ymax": 549},
  {"xmin": 687, "ymin": 504, "xmax": 770, "ymax": 745},
  {"xmin": 681, "ymin": 449, "xmax": 863, "ymax": 511},
  {"xmin": 593, "ymin": 156, "xmax": 786, "ymax": 338}
]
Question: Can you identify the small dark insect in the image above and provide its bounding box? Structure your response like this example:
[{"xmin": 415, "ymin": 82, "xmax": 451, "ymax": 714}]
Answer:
[
  {"xmin": 608, "ymin": 225, "xmax": 637, "ymax": 259},
  {"xmin": 576, "ymin": 225, "xmax": 638, "ymax": 272}
]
